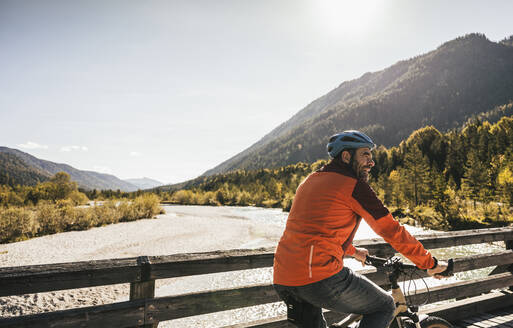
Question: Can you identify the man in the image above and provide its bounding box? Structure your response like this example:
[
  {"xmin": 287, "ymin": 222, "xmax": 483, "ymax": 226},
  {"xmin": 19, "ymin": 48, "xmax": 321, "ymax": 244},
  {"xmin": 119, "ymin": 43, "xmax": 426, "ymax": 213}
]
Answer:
[{"xmin": 273, "ymin": 130, "xmax": 447, "ymax": 328}]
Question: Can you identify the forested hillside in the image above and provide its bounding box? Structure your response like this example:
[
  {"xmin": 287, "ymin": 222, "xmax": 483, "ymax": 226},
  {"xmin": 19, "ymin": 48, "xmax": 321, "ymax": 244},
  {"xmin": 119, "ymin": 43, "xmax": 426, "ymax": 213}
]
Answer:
[
  {"xmin": 0, "ymin": 152, "xmax": 49, "ymax": 186},
  {"xmin": 0, "ymin": 147, "xmax": 138, "ymax": 191},
  {"xmin": 160, "ymin": 107, "xmax": 513, "ymax": 230},
  {"xmin": 205, "ymin": 33, "xmax": 513, "ymax": 175}
]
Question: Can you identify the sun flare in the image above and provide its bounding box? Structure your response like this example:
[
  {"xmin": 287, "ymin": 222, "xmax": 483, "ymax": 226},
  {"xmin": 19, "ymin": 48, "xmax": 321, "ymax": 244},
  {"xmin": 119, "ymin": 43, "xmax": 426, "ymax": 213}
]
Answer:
[{"xmin": 310, "ymin": 0, "xmax": 384, "ymax": 38}]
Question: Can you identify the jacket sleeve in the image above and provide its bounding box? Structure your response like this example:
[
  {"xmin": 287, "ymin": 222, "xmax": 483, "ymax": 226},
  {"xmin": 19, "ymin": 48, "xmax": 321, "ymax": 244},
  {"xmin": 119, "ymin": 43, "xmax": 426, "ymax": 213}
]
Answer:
[
  {"xmin": 349, "ymin": 179, "xmax": 435, "ymax": 270},
  {"xmin": 345, "ymin": 244, "xmax": 356, "ymax": 256}
]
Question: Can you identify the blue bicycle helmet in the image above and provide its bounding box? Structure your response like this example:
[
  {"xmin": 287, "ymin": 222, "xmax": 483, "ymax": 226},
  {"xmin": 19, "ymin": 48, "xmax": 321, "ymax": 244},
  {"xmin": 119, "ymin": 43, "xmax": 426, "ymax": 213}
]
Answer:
[{"xmin": 326, "ymin": 130, "xmax": 376, "ymax": 159}]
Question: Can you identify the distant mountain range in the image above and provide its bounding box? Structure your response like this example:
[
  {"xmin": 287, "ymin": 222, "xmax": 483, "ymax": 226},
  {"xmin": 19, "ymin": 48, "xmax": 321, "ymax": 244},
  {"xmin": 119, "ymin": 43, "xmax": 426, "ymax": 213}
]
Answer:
[
  {"xmin": 0, "ymin": 147, "xmax": 160, "ymax": 191},
  {"xmin": 124, "ymin": 177, "xmax": 163, "ymax": 190},
  {"xmin": 203, "ymin": 33, "xmax": 513, "ymax": 176}
]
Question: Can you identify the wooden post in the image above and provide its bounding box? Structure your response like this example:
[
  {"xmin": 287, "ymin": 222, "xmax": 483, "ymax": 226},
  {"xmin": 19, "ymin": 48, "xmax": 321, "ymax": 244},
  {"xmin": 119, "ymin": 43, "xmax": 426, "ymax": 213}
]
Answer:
[
  {"xmin": 130, "ymin": 256, "xmax": 158, "ymax": 328},
  {"xmin": 506, "ymin": 239, "xmax": 513, "ymax": 292},
  {"xmin": 488, "ymin": 239, "xmax": 513, "ymax": 291}
]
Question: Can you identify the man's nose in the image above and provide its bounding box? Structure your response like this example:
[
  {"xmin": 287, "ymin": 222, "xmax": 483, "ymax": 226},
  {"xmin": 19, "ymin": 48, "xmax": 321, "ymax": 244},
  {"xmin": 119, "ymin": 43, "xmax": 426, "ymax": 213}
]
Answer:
[{"xmin": 368, "ymin": 159, "xmax": 375, "ymax": 167}]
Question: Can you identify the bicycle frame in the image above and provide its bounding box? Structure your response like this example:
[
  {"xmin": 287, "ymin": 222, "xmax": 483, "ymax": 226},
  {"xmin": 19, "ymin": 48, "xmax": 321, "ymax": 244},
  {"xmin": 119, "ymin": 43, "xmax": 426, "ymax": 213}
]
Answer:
[{"xmin": 331, "ymin": 256, "xmax": 454, "ymax": 328}]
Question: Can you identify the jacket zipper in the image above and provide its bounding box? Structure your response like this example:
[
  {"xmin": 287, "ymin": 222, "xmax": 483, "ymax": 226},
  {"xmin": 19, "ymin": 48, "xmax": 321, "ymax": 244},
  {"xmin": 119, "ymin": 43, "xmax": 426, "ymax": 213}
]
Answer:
[{"xmin": 308, "ymin": 245, "xmax": 314, "ymax": 278}]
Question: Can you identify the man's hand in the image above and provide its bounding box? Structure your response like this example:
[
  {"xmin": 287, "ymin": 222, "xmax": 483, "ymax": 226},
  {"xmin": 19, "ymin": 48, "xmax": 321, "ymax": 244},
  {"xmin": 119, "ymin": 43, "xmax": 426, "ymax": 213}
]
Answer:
[
  {"xmin": 352, "ymin": 247, "xmax": 369, "ymax": 266},
  {"xmin": 427, "ymin": 261, "xmax": 449, "ymax": 279}
]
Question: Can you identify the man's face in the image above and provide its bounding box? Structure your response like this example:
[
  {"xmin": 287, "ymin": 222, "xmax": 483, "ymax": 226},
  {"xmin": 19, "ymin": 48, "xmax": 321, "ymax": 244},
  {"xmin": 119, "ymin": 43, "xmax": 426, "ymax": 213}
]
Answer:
[{"xmin": 342, "ymin": 147, "xmax": 375, "ymax": 181}]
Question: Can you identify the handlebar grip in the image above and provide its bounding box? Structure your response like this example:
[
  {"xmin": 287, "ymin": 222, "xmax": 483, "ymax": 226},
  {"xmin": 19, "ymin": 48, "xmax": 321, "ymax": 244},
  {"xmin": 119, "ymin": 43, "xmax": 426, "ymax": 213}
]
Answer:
[{"xmin": 438, "ymin": 258, "xmax": 454, "ymax": 277}]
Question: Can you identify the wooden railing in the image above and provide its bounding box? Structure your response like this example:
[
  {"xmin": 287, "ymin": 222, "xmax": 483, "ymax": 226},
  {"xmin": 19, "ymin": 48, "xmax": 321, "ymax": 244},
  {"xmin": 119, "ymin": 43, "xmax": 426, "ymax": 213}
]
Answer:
[{"xmin": 1, "ymin": 227, "xmax": 513, "ymax": 327}]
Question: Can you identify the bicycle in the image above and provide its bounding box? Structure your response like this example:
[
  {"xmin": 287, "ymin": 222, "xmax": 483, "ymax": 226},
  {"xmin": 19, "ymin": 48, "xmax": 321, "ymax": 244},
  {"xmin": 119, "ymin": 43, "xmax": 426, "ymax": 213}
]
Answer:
[{"xmin": 331, "ymin": 255, "xmax": 455, "ymax": 328}]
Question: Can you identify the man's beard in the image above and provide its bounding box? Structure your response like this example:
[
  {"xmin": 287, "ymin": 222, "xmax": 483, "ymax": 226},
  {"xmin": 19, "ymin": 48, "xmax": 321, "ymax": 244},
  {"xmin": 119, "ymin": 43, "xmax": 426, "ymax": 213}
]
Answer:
[{"xmin": 353, "ymin": 161, "xmax": 371, "ymax": 181}]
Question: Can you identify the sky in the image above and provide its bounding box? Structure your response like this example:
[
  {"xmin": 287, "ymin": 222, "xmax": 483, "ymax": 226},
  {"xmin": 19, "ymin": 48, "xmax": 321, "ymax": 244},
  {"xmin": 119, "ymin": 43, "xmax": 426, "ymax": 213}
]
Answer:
[{"xmin": 1, "ymin": 0, "xmax": 512, "ymax": 184}]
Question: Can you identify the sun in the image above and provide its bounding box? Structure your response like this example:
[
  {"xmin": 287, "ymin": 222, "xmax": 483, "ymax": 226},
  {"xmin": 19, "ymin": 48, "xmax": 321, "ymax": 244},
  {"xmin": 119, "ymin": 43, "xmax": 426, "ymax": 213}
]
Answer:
[{"xmin": 310, "ymin": 0, "xmax": 384, "ymax": 39}]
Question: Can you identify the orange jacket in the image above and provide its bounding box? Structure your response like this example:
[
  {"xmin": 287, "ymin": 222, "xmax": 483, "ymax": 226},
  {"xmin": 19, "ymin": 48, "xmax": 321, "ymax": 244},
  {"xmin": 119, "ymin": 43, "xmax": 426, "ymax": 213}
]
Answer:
[{"xmin": 273, "ymin": 161, "xmax": 435, "ymax": 286}]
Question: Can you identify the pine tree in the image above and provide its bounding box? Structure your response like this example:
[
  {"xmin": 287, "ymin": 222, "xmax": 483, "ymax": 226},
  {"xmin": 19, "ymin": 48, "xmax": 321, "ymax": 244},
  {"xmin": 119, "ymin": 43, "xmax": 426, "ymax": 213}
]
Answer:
[
  {"xmin": 403, "ymin": 146, "xmax": 430, "ymax": 206},
  {"xmin": 461, "ymin": 150, "xmax": 488, "ymax": 208}
]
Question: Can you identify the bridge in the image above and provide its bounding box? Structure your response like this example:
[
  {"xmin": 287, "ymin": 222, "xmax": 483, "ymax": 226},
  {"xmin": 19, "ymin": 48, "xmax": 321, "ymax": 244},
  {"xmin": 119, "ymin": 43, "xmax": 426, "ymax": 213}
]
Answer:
[{"xmin": 1, "ymin": 227, "xmax": 513, "ymax": 327}]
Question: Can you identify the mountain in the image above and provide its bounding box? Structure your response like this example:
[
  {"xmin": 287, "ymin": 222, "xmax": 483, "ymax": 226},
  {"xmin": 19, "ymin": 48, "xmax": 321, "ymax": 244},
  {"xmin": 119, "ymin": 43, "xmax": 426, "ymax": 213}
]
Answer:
[
  {"xmin": 0, "ymin": 152, "xmax": 50, "ymax": 186},
  {"xmin": 123, "ymin": 177, "xmax": 163, "ymax": 190},
  {"xmin": 203, "ymin": 33, "xmax": 513, "ymax": 176},
  {"xmin": 0, "ymin": 147, "xmax": 139, "ymax": 191}
]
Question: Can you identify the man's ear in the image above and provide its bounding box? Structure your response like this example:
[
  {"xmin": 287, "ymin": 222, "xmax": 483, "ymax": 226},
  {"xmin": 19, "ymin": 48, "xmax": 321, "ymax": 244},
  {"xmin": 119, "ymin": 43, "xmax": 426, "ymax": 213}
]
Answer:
[{"xmin": 341, "ymin": 150, "xmax": 351, "ymax": 164}]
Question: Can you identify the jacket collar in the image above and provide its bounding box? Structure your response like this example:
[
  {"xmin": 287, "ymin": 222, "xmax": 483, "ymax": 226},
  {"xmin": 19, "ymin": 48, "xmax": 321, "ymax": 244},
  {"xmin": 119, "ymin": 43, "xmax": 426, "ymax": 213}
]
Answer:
[{"xmin": 318, "ymin": 159, "xmax": 357, "ymax": 178}]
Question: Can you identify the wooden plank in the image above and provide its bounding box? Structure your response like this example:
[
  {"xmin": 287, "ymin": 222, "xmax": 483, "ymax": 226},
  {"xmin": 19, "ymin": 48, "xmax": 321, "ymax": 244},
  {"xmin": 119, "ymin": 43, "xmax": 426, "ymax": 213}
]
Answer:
[
  {"xmin": 146, "ymin": 284, "xmax": 280, "ymax": 323},
  {"xmin": 364, "ymin": 251, "xmax": 513, "ymax": 287},
  {"xmin": 423, "ymin": 290, "xmax": 513, "ymax": 323},
  {"xmin": 454, "ymin": 250, "xmax": 513, "ymax": 272},
  {"xmin": 149, "ymin": 248, "xmax": 275, "ymax": 279},
  {"xmin": 460, "ymin": 318, "xmax": 488, "ymax": 328},
  {"xmin": 408, "ymin": 272, "xmax": 513, "ymax": 305},
  {"xmin": 223, "ymin": 315, "xmax": 292, "ymax": 328},
  {"xmin": 0, "ymin": 258, "xmax": 140, "ymax": 297},
  {"xmin": 2, "ymin": 248, "xmax": 511, "ymax": 298},
  {"xmin": 470, "ymin": 314, "xmax": 505, "ymax": 327},
  {"xmin": 478, "ymin": 313, "xmax": 513, "ymax": 326},
  {"xmin": 223, "ymin": 311, "xmax": 350, "ymax": 328},
  {"xmin": 355, "ymin": 227, "xmax": 513, "ymax": 255},
  {"xmin": 149, "ymin": 246, "xmax": 513, "ymax": 281},
  {"xmin": 0, "ymin": 299, "xmax": 145, "ymax": 328}
]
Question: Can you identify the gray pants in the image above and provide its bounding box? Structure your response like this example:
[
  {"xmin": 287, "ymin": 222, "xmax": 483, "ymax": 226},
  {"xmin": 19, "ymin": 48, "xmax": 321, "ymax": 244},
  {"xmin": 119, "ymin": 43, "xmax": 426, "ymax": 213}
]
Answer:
[{"xmin": 274, "ymin": 267, "xmax": 395, "ymax": 328}]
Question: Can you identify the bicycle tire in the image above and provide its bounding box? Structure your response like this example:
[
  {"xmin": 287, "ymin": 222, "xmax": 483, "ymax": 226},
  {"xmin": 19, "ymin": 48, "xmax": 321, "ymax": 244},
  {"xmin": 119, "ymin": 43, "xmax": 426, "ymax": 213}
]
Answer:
[{"xmin": 403, "ymin": 316, "xmax": 453, "ymax": 328}]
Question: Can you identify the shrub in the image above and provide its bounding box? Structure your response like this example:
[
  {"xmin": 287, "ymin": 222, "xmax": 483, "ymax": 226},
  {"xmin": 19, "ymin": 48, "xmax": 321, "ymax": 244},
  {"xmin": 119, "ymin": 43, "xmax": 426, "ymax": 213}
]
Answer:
[
  {"xmin": 0, "ymin": 194, "xmax": 163, "ymax": 244},
  {"xmin": 72, "ymin": 208, "xmax": 95, "ymax": 230},
  {"xmin": 93, "ymin": 200, "xmax": 122, "ymax": 226},
  {"xmin": 36, "ymin": 201, "xmax": 65, "ymax": 235},
  {"xmin": 132, "ymin": 194, "xmax": 162, "ymax": 218},
  {"xmin": 68, "ymin": 190, "xmax": 89, "ymax": 206},
  {"xmin": 118, "ymin": 200, "xmax": 138, "ymax": 222},
  {"xmin": 410, "ymin": 205, "xmax": 450, "ymax": 230},
  {"xmin": 172, "ymin": 190, "xmax": 194, "ymax": 204},
  {"xmin": 0, "ymin": 207, "xmax": 36, "ymax": 243},
  {"xmin": 119, "ymin": 194, "xmax": 162, "ymax": 222}
]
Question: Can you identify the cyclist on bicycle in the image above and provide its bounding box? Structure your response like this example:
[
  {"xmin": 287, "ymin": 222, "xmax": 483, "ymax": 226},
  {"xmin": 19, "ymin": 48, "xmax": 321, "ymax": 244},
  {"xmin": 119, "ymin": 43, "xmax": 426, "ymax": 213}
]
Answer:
[{"xmin": 273, "ymin": 130, "xmax": 448, "ymax": 328}]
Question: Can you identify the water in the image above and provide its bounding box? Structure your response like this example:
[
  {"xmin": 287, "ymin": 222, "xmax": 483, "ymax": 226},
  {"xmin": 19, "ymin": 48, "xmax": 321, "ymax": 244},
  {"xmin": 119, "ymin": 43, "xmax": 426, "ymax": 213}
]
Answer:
[{"xmin": 158, "ymin": 205, "xmax": 506, "ymax": 327}]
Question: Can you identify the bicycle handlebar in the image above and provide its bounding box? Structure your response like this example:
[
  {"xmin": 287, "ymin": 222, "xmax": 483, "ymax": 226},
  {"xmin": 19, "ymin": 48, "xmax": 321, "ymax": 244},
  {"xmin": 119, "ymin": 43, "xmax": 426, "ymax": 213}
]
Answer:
[
  {"xmin": 364, "ymin": 255, "xmax": 389, "ymax": 267},
  {"xmin": 365, "ymin": 255, "xmax": 454, "ymax": 277}
]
